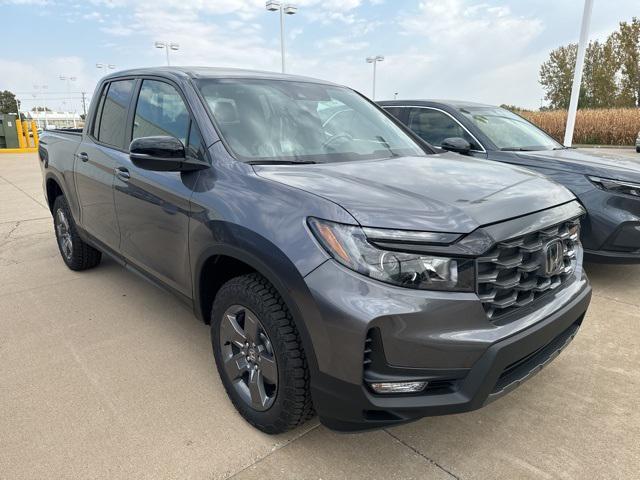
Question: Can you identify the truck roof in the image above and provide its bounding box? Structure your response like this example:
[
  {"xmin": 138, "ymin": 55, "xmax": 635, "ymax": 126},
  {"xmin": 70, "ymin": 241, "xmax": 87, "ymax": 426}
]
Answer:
[
  {"xmin": 102, "ymin": 66, "xmax": 340, "ymax": 86},
  {"xmin": 378, "ymin": 99, "xmax": 495, "ymax": 109}
]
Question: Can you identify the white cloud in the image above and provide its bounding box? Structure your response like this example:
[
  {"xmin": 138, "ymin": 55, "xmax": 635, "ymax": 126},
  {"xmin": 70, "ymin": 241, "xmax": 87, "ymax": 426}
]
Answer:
[
  {"xmin": 388, "ymin": 0, "xmax": 545, "ymax": 107},
  {"xmin": 316, "ymin": 35, "xmax": 369, "ymax": 52},
  {"xmin": 0, "ymin": 56, "xmax": 93, "ymax": 114}
]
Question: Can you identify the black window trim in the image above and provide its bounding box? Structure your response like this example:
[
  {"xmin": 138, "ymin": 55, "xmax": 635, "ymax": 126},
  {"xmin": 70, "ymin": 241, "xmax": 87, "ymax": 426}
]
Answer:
[{"xmin": 394, "ymin": 105, "xmax": 487, "ymax": 153}]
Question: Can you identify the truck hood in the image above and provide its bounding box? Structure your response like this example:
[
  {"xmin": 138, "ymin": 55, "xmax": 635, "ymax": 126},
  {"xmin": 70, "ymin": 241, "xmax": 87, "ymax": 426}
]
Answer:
[
  {"xmin": 253, "ymin": 153, "xmax": 575, "ymax": 233},
  {"xmin": 517, "ymin": 149, "xmax": 640, "ymax": 183}
]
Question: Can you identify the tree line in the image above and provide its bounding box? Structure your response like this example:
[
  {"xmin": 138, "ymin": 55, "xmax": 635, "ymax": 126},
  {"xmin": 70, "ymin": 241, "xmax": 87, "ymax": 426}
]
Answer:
[{"xmin": 540, "ymin": 17, "xmax": 639, "ymax": 109}]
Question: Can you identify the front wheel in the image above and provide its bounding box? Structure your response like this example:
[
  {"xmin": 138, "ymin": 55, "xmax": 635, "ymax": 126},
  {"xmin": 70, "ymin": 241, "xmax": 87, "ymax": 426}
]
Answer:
[{"xmin": 211, "ymin": 273, "xmax": 314, "ymax": 434}]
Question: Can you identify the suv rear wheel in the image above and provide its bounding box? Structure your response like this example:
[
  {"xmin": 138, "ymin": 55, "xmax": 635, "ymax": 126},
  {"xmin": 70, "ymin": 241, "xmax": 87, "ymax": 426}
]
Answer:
[
  {"xmin": 52, "ymin": 195, "xmax": 102, "ymax": 271},
  {"xmin": 211, "ymin": 273, "xmax": 314, "ymax": 434}
]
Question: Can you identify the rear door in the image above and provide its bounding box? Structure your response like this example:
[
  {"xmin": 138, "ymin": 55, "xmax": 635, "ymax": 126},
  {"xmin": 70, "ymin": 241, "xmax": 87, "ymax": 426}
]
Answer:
[
  {"xmin": 113, "ymin": 78, "xmax": 206, "ymax": 297},
  {"xmin": 75, "ymin": 79, "xmax": 136, "ymax": 251}
]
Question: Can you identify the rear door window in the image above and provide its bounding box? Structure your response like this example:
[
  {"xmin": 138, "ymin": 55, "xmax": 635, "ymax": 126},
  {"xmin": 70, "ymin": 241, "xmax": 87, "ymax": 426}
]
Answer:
[{"xmin": 97, "ymin": 79, "xmax": 135, "ymax": 148}]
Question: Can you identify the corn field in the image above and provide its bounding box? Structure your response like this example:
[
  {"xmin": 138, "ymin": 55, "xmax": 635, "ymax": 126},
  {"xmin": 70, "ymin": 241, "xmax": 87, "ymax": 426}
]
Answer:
[{"xmin": 519, "ymin": 108, "xmax": 640, "ymax": 146}]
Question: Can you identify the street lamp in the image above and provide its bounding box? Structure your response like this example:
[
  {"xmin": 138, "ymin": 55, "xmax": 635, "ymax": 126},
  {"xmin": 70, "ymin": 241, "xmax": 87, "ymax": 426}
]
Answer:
[
  {"xmin": 33, "ymin": 84, "xmax": 49, "ymax": 129},
  {"xmin": 59, "ymin": 75, "xmax": 77, "ymax": 88},
  {"xmin": 59, "ymin": 75, "xmax": 78, "ymax": 127},
  {"xmin": 266, "ymin": 1, "xmax": 298, "ymax": 73},
  {"xmin": 155, "ymin": 41, "xmax": 179, "ymax": 66},
  {"xmin": 366, "ymin": 55, "xmax": 384, "ymax": 100},
  {"xmin": 96, "ymin": 63, "xmax": 116, "ymax": 70}
]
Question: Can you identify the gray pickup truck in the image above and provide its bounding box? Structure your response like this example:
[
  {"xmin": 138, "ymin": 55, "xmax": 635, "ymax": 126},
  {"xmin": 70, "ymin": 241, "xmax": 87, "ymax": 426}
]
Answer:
[{"xmin": 39, "ymin": 67, "xmax": 591, "ymax": 433}]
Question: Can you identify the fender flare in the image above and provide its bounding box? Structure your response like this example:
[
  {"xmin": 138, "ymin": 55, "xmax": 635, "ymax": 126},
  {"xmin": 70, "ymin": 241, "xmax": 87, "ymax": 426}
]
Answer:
[{"xmin": 192, "ymin": 240, "xmax": 327, "ymax": 377}]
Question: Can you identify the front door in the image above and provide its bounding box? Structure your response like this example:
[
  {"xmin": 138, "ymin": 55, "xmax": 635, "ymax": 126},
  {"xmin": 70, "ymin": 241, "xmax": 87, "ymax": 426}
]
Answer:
[{"xmin": 113, "ymin": 79, "xmax": 205, "ymax": 297}]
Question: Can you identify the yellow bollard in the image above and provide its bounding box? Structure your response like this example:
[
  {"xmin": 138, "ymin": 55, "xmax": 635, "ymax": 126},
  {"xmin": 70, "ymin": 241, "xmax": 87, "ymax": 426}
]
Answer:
[
  {"xmin": 31, "ymin": 121, "xmax": 39, "ymax": 147},
  {"xmin": 15, "ymin": 120, "xmax": 26, "ymax": 149},
  {"xmin": 23, "ymin": 121, "xmax": 31, "ymax": 148}
]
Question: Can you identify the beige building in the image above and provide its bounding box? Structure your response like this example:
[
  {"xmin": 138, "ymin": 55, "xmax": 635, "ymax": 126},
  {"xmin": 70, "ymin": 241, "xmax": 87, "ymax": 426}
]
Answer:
[{"xmin": 23, "ymin": 111, "xmax": 84, "ymax": 130}]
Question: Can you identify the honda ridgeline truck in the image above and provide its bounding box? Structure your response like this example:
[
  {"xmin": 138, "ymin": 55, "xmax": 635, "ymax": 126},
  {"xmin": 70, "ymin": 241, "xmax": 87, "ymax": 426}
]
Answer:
[{"xmin": 39, "ymin": 67, "xmax": 591, "ymax": 433}]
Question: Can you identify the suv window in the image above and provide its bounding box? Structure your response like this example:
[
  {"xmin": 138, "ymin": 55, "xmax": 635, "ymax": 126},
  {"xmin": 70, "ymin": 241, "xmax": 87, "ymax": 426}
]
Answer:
[
  {"xmin": 97, "ymin": 79, "xmax": 135, "ymax": 148},
  {"xmin": 407, "ymin": 108, "xmax": 478, "ymax": 149},
  {"xmin": 132, "ymin": 80, "xmax": 189, "ymax": 144}
]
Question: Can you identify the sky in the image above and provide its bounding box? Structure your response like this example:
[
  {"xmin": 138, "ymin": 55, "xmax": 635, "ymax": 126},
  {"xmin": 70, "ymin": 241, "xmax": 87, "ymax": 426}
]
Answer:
[{"xmin": 0, "ymin": 0, "xmax": 637, "ymax": 114}]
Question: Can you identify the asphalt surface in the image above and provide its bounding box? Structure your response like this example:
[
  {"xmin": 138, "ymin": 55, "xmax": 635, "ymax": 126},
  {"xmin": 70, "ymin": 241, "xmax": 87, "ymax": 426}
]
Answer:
[{"xmin": 1, "ymin": 150, "xmax": 638, "ymax": 479}]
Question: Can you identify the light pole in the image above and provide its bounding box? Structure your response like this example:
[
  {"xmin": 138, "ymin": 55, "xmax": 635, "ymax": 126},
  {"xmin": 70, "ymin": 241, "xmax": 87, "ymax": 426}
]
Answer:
[
  {"xmin": 96, "ymin": 63, "xmax": 116, "ymax": 71},
  {"xmin": 266, "ymin": 1, "xmax": 298, "ymax": 73},
  {"xmin": 33, "ymin": 84, "xmax": 48, "ymax": 129},
  {"xmin": 563, "ymin": 0, "xmax": 593, "ymax": 147},
  {"xmin": 366, "ymin": 55, "xmax": 384, "ymax": 100},
  {"xmin": 155, "ymin": 41, "xmax": 179, "ymax": 66},
  {"xmin": 59, "ymin": 75, "xmax": 78, "ymax": 127}
]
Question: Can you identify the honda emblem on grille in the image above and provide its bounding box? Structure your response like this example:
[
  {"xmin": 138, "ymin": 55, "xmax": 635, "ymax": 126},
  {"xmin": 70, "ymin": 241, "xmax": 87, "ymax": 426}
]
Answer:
[{"xmin": 543, "ymin": 239, "xmax": 565, "ymax": 276}]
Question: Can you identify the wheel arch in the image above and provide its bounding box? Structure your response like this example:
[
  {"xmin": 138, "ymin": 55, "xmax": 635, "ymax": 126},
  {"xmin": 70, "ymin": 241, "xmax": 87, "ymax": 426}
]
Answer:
[
  {"xmin": 45, "ymin": 175, "xmax": 64, "ymax": 212},
  {"xmin": 193, "ymin": 243, "xmax": 324, "ymax": 376}
]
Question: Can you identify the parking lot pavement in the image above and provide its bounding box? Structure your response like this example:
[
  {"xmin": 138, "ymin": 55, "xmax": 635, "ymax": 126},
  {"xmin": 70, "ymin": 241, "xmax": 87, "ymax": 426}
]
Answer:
[
  {"xmin": 1, "ymin": 152, "xmax": 638, "ymax": 480},
  {"xmin": 578, "ymin": 146, "xmax": 639, "ymax": 159}
]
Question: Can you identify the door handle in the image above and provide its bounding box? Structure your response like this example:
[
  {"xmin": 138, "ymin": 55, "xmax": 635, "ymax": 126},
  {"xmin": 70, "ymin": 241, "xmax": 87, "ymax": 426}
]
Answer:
[
  {"xmin": 115, "ymin": 167, "xmax": 131, "ymax": 181},
  {"xmin": 75, "ymin": 152, "xmax": 89, "ymax": 162}
]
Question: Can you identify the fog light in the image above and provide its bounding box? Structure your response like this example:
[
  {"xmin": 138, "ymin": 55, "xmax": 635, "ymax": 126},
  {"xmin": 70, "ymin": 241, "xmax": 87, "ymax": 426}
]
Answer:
[{"xmin": 369, "ymin": 381, "xmax": 428, "ymax": 394}]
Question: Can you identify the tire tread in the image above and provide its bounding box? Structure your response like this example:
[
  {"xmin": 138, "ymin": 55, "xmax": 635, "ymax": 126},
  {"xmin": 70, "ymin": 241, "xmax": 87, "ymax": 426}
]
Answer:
[{"xmin": 212, "ymin": 273, "xmax": 314, "ymax": 433}]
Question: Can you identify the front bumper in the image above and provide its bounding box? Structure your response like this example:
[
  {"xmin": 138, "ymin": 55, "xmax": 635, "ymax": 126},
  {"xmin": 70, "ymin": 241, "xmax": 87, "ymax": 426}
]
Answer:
[
  {"xmin": 579, "ymin": 187, "xmax": 640, "ymax": 263},
  {"xmin": 583, "ymin": 220, "xmax": 640, "ymax": 263},
  {"xmin": 304, "ymin": 260, "xmax": 591, "ymax": 432}
]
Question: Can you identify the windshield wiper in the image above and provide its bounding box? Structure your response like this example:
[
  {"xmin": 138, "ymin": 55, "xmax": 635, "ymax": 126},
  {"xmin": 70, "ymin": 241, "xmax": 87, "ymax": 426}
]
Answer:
[
  {"xmin": 500, "ymin": 147, "xmax": 539, "ymax": 151},
  {"xmin": 247, "ymin": 160, "xmax": 317, "ymax": 165},
  {"xmin": 374, "ymin": 136, "xmax": 401, "ymax": 158}
]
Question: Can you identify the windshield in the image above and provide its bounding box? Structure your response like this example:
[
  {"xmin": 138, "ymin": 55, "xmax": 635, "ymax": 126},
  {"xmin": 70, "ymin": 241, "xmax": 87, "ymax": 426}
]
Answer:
[
  {"xmin": 458, "ymin": 107, "xmax": 563, "ymax": 151},
  {"xmin": 196, "ymin": 78, "xmax": 426, "ymax": 163}
]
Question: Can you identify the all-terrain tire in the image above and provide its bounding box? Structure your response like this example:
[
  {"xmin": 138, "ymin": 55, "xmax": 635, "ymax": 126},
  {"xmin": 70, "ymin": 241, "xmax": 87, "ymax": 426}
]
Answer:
[
  {"xmin": 211, "ymin": 273, "xmax": 314, "ymax": 434},
  {"xmin": 52, "ymin": 195, "xmax": 102, "ymax": 271}
]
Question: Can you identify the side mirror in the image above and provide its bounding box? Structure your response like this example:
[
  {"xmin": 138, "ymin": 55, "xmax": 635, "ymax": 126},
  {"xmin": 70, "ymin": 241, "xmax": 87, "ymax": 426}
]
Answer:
[
  {"xmin": 441, "ymin": 137, "xmax": 471, "ymax": 155},
  {"xmin": 129, "ymin": 136, "xmax": 207, "ymax": 172}
]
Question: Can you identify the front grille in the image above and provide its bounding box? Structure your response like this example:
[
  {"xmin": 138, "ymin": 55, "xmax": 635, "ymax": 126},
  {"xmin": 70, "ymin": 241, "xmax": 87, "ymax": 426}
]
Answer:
[{"xmin": 477, "ymin": 218, "xmax": 581, "ymax": 319}]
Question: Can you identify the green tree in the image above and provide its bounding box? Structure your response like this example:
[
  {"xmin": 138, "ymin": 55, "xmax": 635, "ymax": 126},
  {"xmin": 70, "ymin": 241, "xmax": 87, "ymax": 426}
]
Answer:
[
  {"xmin": 540, "ymin": 16, "xmax": 640, "ymax": 109},
  {"xmin": 0, "ymin": 90, "xmax": 20, "ymax": 114},
  {"xmin": 613, "ymin": 17, "xmax": 640, "ymax": 107},
  {"xmin": 539, "ymin": 44, "xmax": 584, "ymax": 109},
  {"xmin": 582, "ymin": 39, "xmax": 620, "ymax": 107}
]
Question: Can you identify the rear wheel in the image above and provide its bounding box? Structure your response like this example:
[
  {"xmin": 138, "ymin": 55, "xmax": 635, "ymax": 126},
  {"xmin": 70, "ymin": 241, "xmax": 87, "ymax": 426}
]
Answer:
[
  {"xmin": 52, "ymin": 195, "xmax": 102, "ymax": 271},
  {"xmin": 211, "ymin": 273, "xmax": 314, "ymax": 434}
]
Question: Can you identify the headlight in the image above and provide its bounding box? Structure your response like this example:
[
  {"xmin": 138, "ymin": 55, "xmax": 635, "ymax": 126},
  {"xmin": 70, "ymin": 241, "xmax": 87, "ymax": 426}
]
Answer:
[
  {"xmin": 308, "ymin": 218, "xmax": 475, "ymax": 292},
  {"xmin": 589, "ymin": 176, "xmax": 640, "ymax": 197}
]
